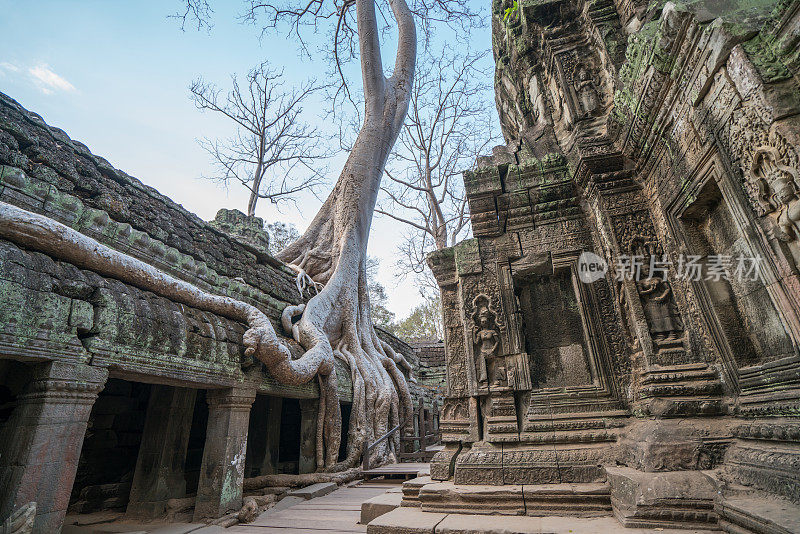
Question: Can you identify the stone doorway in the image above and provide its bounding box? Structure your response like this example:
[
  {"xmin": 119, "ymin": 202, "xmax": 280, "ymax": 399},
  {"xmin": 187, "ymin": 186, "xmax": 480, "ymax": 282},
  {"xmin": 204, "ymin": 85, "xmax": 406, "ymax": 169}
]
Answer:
[
  {"xmin": 278, "ymin": 398, "xmax": 301, "ymax": 474},
  {"xmin": 679, "ymin": 178, "xmax": 795, "ymax": 371}
]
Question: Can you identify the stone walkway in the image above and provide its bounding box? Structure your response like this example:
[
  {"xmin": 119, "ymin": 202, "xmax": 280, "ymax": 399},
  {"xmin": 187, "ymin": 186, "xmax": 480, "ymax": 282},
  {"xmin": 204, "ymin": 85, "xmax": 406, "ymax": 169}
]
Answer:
[{"xmin": 229, "ymin": 482, "xmax": 398, "ymax": 534}]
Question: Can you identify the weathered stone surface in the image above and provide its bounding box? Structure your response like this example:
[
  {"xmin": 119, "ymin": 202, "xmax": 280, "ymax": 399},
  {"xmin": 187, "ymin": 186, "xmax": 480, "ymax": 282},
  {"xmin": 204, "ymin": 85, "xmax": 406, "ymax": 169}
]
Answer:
[
  {"xmin": 606, "ymin": 466, "xmax": 717, "ymax": 529},
  {"xmin": 0, "ymin": 361, "xmax": 108, "ymax": 534},
  {"xmin": 288, "ymin": 482, "xmax": 338, "ymax": 500},
  {"xmin": 127, "ymin": 386, "xmax": 196, "ymax": 518},
  {"xmin": 419, "ymin": 482, "xmax": 525, "ymax": 515},
  {"xmin": 402, "ymin": 477, "xmax": 432, "ymax": 507},
  {"xmin": 361, "ymin": 491, "xmax": 403, "ymax": 524},
  {"xmin": 366, "ymin": 507, "xmax": 446, "ymax": 534},
  {"xmin": 716, "ymin": 496, "xmax": 800, "ymax": 534},
  {"xmin": 193, "ymin": 387, "xmax": 256, "ymax": 521},
  {"xmin": 298, "ymin": 399, "xmax": 319, "ymax": 474},
  {"xmin": 209, "ymin": 208, "xmax": 269, "ymax": 252},
  {"xmin": 523, "ymin": 483, "xmax": 611, "ymax": 517}
]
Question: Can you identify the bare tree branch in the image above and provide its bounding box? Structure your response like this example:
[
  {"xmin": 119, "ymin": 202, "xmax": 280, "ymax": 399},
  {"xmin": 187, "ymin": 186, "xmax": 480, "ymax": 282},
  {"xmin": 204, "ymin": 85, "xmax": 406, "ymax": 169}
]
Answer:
[
  {"xmin": 378, "ymin": 47, "xmax": 499, "ymax": 288},
  {"xmin": 190, "ymin": 61, "xmax": 330, "ymax": 217},
  {"xmin": 173, "ymin": 0, "xmax": 214, "ymax": 31}
]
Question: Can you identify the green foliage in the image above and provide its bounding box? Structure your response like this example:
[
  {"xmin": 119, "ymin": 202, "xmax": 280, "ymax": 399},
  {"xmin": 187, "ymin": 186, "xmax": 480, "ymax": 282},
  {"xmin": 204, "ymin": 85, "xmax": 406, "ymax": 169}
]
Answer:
[
  {"xmin": 367, "ymin": 257, "xmax": 396, "ymax": 329},
  {"xmin": 503, "ymin": 0, "xmax": 519, "ymax": 22},
  {"xmin": 265, "ymin": 221, "xmax": 301, "ymax": 256},
  {"xmin": 387, "ymin": 294, "xmax": 443, "ymax": 341}
]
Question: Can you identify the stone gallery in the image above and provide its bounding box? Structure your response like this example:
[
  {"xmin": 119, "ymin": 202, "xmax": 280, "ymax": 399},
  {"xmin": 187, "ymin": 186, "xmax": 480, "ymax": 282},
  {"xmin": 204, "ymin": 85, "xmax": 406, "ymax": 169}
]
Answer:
[{"xmin": 1, "ymin": 0, "xmax": 800, "ymax": 532}]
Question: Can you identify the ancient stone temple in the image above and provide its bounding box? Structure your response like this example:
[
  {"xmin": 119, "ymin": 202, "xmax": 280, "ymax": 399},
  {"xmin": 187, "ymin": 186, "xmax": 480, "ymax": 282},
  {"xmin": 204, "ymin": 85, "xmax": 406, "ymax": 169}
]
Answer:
[
  {"xmin": 383, "ymin": 0, "xmax": 800, "ymax": 532},
  {"xmin": 0, "ymin": 92, "xmax": 442, "ymax": 533}
]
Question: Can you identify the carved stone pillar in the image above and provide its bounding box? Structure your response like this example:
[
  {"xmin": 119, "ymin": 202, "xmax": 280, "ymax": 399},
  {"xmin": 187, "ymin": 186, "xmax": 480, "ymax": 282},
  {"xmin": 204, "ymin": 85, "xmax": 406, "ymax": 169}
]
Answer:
[
  {"xmin": 127, "ymin": 385, "xmax": 197, "ymax": 518},
  {"xmin": 193, "ymin": 387, "xmax": 255, "ymax": 521},
  {"xmin": 0, "ymin": 361, "xmax": 108, "ymax": 534},
  {"xmin": 299, "ymin": 399, "xmax": 318, "ymax": 474}
]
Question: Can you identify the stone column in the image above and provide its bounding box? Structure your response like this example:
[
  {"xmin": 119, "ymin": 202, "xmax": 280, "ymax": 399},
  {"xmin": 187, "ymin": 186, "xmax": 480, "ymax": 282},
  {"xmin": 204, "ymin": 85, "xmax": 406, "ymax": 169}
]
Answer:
[
  {"xmin": 0, "ymin": 361, "xmax": 108, "ymax": 534},
  {"xmin": 126, "ymin": 385, "xmax": 197, "ymax": 518},
  {"xmin": 298, "ymin": 399, "xmax": 318, "ymax": 474},
  {"xmin": 261, "ymin": 396, "xmax": 282, "ymax": 475},
  {"xmin": 193, "ymin": 387, "xmax": 255, "ymax": 521}
]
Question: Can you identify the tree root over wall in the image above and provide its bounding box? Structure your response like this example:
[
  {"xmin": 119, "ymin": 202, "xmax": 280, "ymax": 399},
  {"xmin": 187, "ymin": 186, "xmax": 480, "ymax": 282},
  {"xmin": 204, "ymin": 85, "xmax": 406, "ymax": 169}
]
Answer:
[
  {"xmin": 0, "ymin": 199, "xmax": 412, "ymax": 475},
  {"xmin": 0, "ymin": 201, "xmax": 344, "ymax": 459}
]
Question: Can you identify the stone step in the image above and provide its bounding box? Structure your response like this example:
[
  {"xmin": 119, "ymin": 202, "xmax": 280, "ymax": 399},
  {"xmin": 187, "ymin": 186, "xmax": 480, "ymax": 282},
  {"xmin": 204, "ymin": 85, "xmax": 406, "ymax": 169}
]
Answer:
[
  {"xmin": 402, "ymin": 476, "xmax": 432, "ymax": 507},
  {"xmin": 361, "ymin": 491, "xmax": 403, "ymax": 524},
  {"xmin": 716, "ymin": 497, "xmax": 800, "ymax": 534},
  {"xmin": 417, "ymin": 481, "xmax": 611, "ymax": 517},
  {"xmin": 606, "ymin": 466, "xmax": 718, "ymax": 529},
  {"xmin": 366, "ymin": 506, "xmax": 721, "ymax": 534}
]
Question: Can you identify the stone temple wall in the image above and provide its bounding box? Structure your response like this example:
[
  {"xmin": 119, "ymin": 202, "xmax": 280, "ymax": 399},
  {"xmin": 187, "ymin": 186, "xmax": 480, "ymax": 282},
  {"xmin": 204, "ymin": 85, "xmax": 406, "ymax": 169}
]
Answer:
[
  {"xmin": 411, "ymin": 340, "xmax": 447, "ymax": 402},
  {"xmin": 0, "ymin": 92, "xmax": 428, "ymax": 532},
  {"xmin": 423, "ymin": 0, "xmax": 800, "ymax": 531}
]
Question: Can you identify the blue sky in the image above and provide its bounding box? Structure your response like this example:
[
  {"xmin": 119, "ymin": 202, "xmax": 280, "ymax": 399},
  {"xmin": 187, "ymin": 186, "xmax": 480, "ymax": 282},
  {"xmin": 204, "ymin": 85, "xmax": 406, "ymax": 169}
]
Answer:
[{"xmin": 0, "ymin": 0, "xmax": 493, "ymax": 317}]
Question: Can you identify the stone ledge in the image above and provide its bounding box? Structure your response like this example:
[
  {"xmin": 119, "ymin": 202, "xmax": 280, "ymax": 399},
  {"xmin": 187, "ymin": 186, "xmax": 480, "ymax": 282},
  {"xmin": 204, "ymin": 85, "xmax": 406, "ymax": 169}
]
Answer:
[
  {"xmin": 367, "ymin": 507, "xmax": 722, "ymax": 533},
  {"xmin": 361, "ymin": 491, "xmax": 403, "ymax": 524},
  {"xmin": 716, "ymin": 497, "xmax": 800, "ymax": 534},
  {"xmin": 402, "ymin": 476, "xmax": 432, "ymax": 507},
  {"xmin": 419, "ymin": 482, "xmax": 525, "ymax": 515},
  {"xmin": 416, "ymin": 481, "xmax": 611, "ymax": 517},
  {"xmin": 367, "ymin": 507, "xmax": 447, "ymax": 534},
  {"xmin": 288, "ymin": 482, "xmax": 338, "ymax": 499}
]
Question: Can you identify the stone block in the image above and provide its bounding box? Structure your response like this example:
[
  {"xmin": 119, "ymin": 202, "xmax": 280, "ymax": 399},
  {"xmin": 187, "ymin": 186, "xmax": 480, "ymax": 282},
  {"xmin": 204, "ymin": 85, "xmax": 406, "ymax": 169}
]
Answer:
[
  {"xmin": 453, "ymin": 442, "xmax": 503, "ymax": 485},
  {"xmin": 366, "ymin": 507, "xmax": 446, "ymax": 534},
  {"xmin": 361, "ymin": 491, "xmax": 402, "ymax": 524},
  {"xmin": 523, "ymin": 483, "xmax": 611, "ymax": 517},
  {"xmin": 402, "ymin": 476, "xmax": 431, "ymax": 507},
  {"xmin": 716, "ymin": 496, "xmax": 800, "ymax": 534},
  {"xmin": 419, "ymin": 481, "xmax": 524, "ymax": 515},
  {"xmin": 606, "ymin": 466, "xmax": 718, "ymax": 529},
  {"xmin": 435, "ymin": 513, "xmax": 541, "ymax": 533},
  {"xmin": 288, "ymin": 482, "xmax": 338, "ymax": 499}
]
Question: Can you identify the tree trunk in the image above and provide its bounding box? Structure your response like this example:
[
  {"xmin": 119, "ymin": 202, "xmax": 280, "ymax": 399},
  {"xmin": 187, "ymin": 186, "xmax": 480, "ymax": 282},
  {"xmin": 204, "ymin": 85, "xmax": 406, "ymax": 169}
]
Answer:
[
  {"xmin": 259, "ymin": 0, "xmax": 417, "ymax": 470},
  {"xmin": 248, "ymin": 159, "xmax": 265, "ymax": 217}
]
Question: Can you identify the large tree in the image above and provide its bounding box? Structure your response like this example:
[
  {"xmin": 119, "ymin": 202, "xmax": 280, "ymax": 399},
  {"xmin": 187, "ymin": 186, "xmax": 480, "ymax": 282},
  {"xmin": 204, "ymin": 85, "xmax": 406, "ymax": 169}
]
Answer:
[{"xmin": 180, "ymin": 0, "xmax": 480, "ymax": 471}]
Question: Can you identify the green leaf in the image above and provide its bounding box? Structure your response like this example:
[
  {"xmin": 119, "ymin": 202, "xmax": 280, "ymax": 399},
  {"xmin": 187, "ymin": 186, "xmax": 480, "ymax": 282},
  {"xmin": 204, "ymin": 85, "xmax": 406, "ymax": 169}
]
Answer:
[{"xmin": 503, "ymin": 0, "xmax": 519, "ymax": 22}]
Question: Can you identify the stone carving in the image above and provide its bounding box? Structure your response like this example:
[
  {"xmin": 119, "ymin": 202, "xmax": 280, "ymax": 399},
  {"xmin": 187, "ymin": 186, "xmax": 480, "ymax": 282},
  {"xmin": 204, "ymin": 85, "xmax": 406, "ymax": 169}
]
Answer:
[
  {"xmin": 637, "ymin": 277, "xmax": 683, "ymax": 343},
  {"xmin": 470, "ymin": 294, "xmax": 507, "ymax": 387},
  {"xmin": 574, "ymin": 63, "xmax": 601, "ymax": 118},
  {"xmin": 749, "ymin": 144, "xmax": 800, "ymax": 241},
  {"xmin": 627, "ymin": 234, "xmax": 684, "ymax": 348}
]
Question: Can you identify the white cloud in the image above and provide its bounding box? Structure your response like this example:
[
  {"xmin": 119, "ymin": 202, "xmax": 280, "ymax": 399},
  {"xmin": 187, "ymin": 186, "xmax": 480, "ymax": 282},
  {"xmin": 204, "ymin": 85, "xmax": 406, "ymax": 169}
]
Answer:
[
  {"xmin": 28, "ymin": 64, "xmax": 76, "ymax": 95},
  {"xmin": 0, "ymin": 62, "xmax": 20, "ymax": 73}
]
